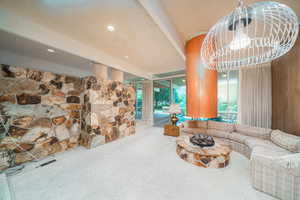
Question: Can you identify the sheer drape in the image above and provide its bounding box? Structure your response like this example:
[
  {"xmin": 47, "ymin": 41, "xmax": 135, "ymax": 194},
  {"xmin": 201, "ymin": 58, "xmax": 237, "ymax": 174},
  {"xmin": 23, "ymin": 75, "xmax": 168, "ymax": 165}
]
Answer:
[
  {"xmin": 142, "ymin": 81, "xmax": 153, "ymax": 125},
  {"xmin": 238, "ymin": 63, "xmax": 272, "ymax": 128}
]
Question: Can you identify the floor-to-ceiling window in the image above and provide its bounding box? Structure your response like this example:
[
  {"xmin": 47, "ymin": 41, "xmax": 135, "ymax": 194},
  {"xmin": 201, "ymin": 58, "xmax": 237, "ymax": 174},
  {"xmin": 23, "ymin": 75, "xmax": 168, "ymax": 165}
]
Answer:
[
  {"xmin": 153, "ymin": 77, "xmax": 186, "ymax": 126},
  {"xmin": 217, "ymin": 70, "xmax": 239, "ymax": 122},
  {"xmin": 172, "ymin": 77, "xmax": 186, "ymax": 115},
  {"xmin": 153, "ymin": 80, "xmax": 171, "ymax": 126},
  {"xmin": 135, "ymin": 82, "xmax": 143, "ymax": 120}
]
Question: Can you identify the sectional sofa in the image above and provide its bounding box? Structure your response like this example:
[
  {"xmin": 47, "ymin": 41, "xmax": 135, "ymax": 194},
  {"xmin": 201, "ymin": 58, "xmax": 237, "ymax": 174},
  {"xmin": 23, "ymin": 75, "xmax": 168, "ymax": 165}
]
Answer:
[{"xmin": 180, "ymin": 120, "xmax": 300, "ymax": 200}]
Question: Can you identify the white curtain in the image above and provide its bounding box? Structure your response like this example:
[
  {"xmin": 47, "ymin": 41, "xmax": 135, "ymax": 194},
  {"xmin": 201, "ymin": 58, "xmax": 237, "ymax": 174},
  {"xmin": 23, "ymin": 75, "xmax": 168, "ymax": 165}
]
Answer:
[
  {"xmin": 238, "ymin": 63, "xmax": 272, "ymax": 128},
  {"xmin": 142, "ymin": 81, "xmax": 153, "ymax": 125}
]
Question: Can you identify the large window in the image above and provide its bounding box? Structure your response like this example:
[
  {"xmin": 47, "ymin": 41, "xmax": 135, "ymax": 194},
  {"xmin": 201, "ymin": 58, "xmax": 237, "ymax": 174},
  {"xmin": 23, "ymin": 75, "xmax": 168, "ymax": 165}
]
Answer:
[
  {"xmin": 135, "ymin": 82, "xmax": 143, "ymax": 120},
  {"xmin": 153, "ymin": 80, "xmax": 171, "ymax": 126},
  {"xmin": 153, "ymin": 77, "xmax": 186, "ymax": 126},
  {"xmin": 172, "ymin": 77, "xmax": 186, "ymax": 115},
  {"xmin": 218, "ymin": 70, "xmax": 239, "ymax": 122}
]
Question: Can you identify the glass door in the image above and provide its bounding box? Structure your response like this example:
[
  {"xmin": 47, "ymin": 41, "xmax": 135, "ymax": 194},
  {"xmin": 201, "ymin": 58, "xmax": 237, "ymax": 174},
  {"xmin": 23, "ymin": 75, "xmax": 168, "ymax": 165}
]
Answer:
[
  {"xmin": 172, "ymin": 77, "xmax": 186, "ymax": 115},
  {"xmin": 153, "ymin": 80, "xmax": 171, "ymax": 127},
  {"xmin": 135, "ymin": 82, "xmax": 143, "ymax": 120}
]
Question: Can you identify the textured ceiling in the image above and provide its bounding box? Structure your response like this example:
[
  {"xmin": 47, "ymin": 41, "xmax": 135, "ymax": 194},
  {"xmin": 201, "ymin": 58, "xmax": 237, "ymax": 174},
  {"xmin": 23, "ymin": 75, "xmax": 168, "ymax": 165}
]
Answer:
[{"xmin": 161, "ymin": 0, "xmax": 300, "ymax": 41}]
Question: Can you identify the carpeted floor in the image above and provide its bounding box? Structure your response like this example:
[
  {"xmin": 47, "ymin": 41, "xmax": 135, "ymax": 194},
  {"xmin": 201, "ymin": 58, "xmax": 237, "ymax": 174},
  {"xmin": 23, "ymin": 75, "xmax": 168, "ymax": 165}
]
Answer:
[
  {"xmin": 0, "ymin": 173, "xmax": 11, "ymax": 200},
  {"xmin": 8, "ymin": 124, "xmax": 276, "ymax": 200}
]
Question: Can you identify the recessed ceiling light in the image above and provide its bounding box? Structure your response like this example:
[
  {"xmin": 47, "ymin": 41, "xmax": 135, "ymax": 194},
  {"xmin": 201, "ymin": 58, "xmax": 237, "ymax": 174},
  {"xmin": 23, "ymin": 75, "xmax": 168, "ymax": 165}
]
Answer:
[
  {"xmin": 47, "ymin": 48, "xmax": 55, "ymax": 53},
  {"xmin": 107, "ymin": 25, "xmax": 115, "ymax": 32},
  {"xmin": 124, "ymin": 56, "xmax": 129, "ymax": 59}
]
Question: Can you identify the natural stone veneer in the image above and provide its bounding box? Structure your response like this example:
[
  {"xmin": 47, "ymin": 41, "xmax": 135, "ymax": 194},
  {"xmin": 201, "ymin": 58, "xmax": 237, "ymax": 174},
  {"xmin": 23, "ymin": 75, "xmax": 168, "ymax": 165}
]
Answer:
[
  {"xmin": 80, "ymin": 76, "xmax": 136, "ymax": 148},
  {"xmin": 176, "ymin": 135, "xmax": 231, "ymax": 168},
  {"xmin": 0, "ymin": 65, "xmax": 81, "ymax": 170},
  {"xmin": 0, "ymin": 65, "xmax": 136, "ymax": 171}
]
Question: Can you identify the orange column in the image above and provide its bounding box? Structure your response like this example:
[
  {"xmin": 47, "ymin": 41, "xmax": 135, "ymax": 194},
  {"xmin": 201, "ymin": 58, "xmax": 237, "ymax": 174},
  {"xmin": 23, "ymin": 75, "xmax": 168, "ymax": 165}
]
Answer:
[{"xmin": 186, "ymin": 34, "xmax": 217, "ymax": 118}]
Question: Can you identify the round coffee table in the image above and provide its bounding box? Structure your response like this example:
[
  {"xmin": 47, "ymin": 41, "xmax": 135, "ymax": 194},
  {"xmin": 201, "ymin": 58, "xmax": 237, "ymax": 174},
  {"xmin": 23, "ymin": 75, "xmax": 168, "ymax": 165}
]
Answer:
[{"xmin": 176, "ymin": 135, "xmax": 231, "ymax": 168}]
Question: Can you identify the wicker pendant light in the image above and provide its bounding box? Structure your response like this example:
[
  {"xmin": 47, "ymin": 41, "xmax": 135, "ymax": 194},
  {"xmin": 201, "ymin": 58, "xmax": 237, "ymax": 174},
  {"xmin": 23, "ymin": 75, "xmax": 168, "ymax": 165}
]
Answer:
[{"xmin": 201, "ymin": 0, "xmax": 299, "ymax": 71}]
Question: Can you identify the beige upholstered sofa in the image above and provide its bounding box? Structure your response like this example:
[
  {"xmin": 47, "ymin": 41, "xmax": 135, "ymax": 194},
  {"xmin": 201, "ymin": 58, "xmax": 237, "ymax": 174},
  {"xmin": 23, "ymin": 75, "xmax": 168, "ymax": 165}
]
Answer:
[{"xmin": 180, "ymin": 120, "xmax": 300, "ymax": 200}]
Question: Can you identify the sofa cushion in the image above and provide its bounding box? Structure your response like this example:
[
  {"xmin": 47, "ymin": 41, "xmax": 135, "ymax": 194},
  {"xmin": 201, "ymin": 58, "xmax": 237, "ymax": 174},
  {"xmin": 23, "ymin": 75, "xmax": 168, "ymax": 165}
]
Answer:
[
  {"xmin": 252, "ymin": 146, "xmax": 292, "ymax": 159},
  {"xmin": 207, "ymin": 121, "xmax": 234, "ymax": 132},
  {"xmin": 251, "ymin": 146, "xmax": 292, "ymax": 169},
  {"xmin": 235, "ymin": 124, "xmax": 271, "ymax": 139},
  {"xmin": 181, "ymin": 127, "xmax": 206, "ymax": 135},
  {"xmin": 251, "ymin": 147, "xmax": 297, "ymax": 177},
  {"xmin": 276, "ymin": 153, "xmax": 300, "ymax": 175},
  {"xmin": 180, "ymin": 127, "xmax": 194, "ymax": 134},
  {"xmin": 206, "ymin": 129, "xmax": 230, "ymax": 139},
  {"xmin": 192, "ymin": 128, "xmax": 207, "ymax": 134},
  {"xmin": 186, "ymin": 120, "xmax": 198, "ymax": 128},
  {"xmin": 196, "ymin": 120, "xmax": 208, "ymax": 129},
  {"xmin": 228, "ymin": 132, "xmax": 251, "ymax": 144},
  {"xmin": 271, "ymin": 130, "xmax": 300, "ymax": 153},
  {"xmin": 245, "ymin": 137, "xmax": 291, "ymax": 154}
]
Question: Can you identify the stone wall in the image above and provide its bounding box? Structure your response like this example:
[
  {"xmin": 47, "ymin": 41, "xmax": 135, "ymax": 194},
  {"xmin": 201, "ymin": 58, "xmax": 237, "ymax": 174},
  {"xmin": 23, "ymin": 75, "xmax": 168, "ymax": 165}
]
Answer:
[
  {"xmin": 0, "ymin": 64, "xmax": 83, "ymax": 170},
  {"xmin": 80, "ymin": 76, "xmax": 136, "ymax": 148},
  {"xmin": 0, "ymin": 65, "xmax": 136, "ymax": 171}
]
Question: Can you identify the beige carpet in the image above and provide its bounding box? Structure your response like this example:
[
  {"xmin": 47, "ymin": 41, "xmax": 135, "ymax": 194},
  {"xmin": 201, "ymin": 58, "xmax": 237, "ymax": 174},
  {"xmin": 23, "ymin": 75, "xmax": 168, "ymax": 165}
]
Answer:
[{"xmin": 8, "ymin": 124, "xmax": 276, "ymax": 200}]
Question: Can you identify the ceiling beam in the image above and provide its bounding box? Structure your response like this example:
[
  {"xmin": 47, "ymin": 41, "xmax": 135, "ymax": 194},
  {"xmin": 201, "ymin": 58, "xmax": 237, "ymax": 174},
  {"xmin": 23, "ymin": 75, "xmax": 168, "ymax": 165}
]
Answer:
[
  {"xmin": 0, "ymin": 8, "xmax": 152, "ymax": 79},
  {"xmin": 137, "ymin": 0, "xmax": 186, "ymax": 60}
]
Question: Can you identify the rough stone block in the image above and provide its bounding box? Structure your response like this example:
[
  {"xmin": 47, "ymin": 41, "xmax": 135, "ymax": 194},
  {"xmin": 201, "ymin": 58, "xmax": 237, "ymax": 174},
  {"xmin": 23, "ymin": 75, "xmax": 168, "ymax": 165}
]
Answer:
[
  {"xmin": 29, "ymin": 118, "xmax": 52, "ymax": 128},
  {"xmin": 41, "ymin": 72, "xmax": 54, "ymax": 82},
  {"xmin": 0, "ymin": 95, "xmax": 16, "ymax": 104},
  {"xmin": 50, "ymin": 80, "xmax": 63, "ymax": 89},
  {"xmin": 9, "ymin": 126, "xmax": 28, "ymax": 137},
  {"xmin": 12, "ymin": 116, "xmax": 33, "ymax": 129},
  {"xmin": 67, "ymin": 90, "xmax": 81, "ymax": 96},
  {"xmin": 0, "ymin": 79, "xmax": 16, "ymax": 94},
  {"xmin": 27, "ymin": 70, "xmax": 43, "ymax": 81},
  {"xmin": 15, "ymin": 146, "xmax": 48, "ymax": 164},
  {"xmin": 9, "ymin": 66, "xmax": 27, "ymax": 78},
  {"xmin": 21, "ymin": 127, "xmax": 50, "ymax": 143},
  {"xmin": 0, "ymin": 137, "xmax": 18, "ymax": 150},
  {"xmin": 38, "ymin": 84, "xmax": 50, "ymax": 95},
  {"xmin": 0, "ymin": 65, "xmax": 15, "ymax": 78},
  {"xmin": 80, "ymin": 132, "xmax": 105, "ymax": 149},
  {"xmin": 9, "ymin": 79, "xmax": 40, "ymax": 94},
  {"xmin": 51, "ymin": 89, "xmax": 65, "ymax": 97},
  {"xmin": 54, "ymin": 125, "xmax": 70, "ymax": 141},
  {"xmin": 64, "ymin": 119, "xmax": 73, "ymax": 129},
  {"xmin": 66, "ymin": 96, "xmax": 80, "ymax": 104},
  {"xmin": 0, "ymin": 149, "xmax": 15, "ymax": 170},
  {"xmin": 16, "ymin": 93, "xmax": 41, "ymax": 105},
  {"xmin": 70, "ymin": 111, "xmax": 80, "ymax": 119},
  {"xmin": 40, "ymin": 137, "xmax": 62, "ymax": 154},
  {"xmin": 41, "ymin": 96, "xmax": 65, "ymax": 105},
  {"xmin": 14, "ymin": 143, "xmax": 34, "ymax": 153},
  {"xmin": 52, "ymin": 116, "xmax": 66, "ymax": 126},
  {"xmin": 105, "ymin": 127, "xmax": 119, "ymax": 143}
]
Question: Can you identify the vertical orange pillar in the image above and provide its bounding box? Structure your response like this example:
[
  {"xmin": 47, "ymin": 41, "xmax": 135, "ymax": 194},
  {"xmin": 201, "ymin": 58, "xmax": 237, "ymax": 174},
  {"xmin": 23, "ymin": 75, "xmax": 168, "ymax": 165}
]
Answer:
[{"xmin": 186, "ymin": 34, "xmax": 217, "ymax": 118}]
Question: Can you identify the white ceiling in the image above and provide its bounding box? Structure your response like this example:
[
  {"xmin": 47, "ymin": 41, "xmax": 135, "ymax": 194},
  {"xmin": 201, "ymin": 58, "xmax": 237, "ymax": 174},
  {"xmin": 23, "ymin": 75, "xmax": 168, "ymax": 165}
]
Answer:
[
  {"xmin": 0, "ymin": 29, "xmax": 91, "ymax": 72},
  {"xmin": 161, "ymin": 0, "xmax": 300, "ymax": 41},
  {"xmin": 0, "ymin": 0, "xmax": 299, "ymax": 78},
  {"xmin": 0, "ymin": 29, "xmax": 140, "ymax": 80},
  {"xmin": 0, "ymin": 0, "xmax": 185, "ymax": 77}
]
